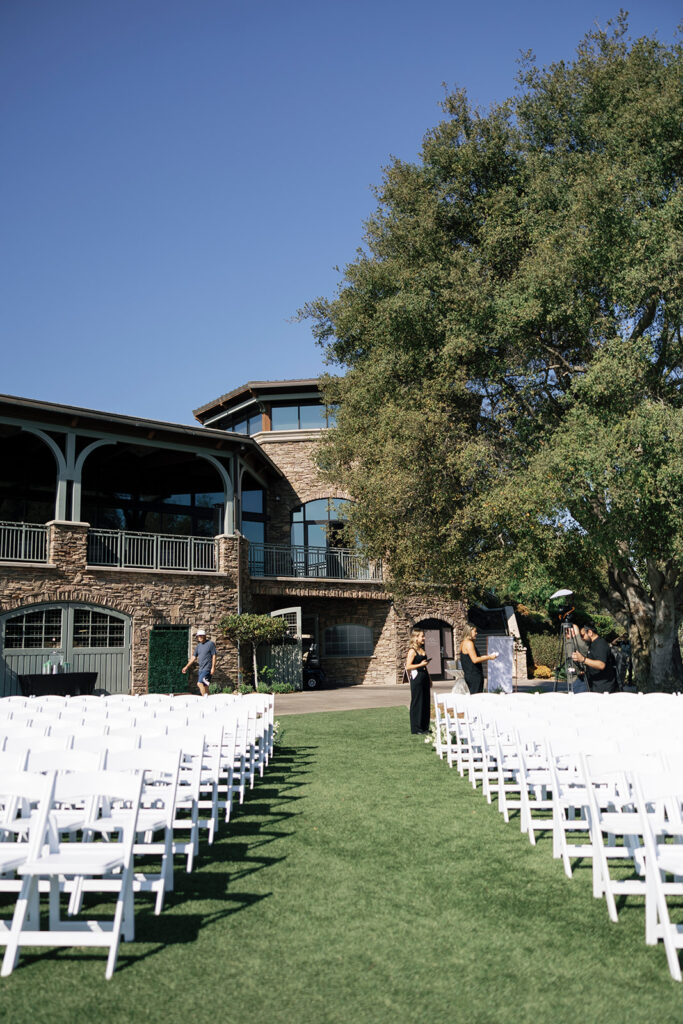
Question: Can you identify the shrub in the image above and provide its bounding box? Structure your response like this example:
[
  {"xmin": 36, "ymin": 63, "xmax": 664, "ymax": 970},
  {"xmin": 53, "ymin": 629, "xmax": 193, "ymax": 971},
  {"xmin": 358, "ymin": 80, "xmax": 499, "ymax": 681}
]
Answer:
[
  {"xmin": 266, "ymin": 681, "xmax": 296, "ymax": 694},
  {"xmin": 533, "ymin": 664, "xmax": 553, "ymax": 679},
  {"xmin": 208, "ymin": 682, "xmax": 235, "ymax": 696},
  {"xmin": 527, "ymin": 632, "xmax": 559, "ymax": 671}
]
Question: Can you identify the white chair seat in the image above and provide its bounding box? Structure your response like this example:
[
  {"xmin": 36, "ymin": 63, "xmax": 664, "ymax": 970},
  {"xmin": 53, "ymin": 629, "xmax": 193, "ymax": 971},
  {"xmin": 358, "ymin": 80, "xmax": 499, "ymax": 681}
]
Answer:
[
  {"xmin": 655, "ymin": 848, "xmax": 683, "ymax": 876},
  {"xmin": 19, "ymin": 843, "xmax": 127, "ymax": 877},
  {"xmin": 0, "ymin": 844, "xmax": 28, "ymax": 873}
]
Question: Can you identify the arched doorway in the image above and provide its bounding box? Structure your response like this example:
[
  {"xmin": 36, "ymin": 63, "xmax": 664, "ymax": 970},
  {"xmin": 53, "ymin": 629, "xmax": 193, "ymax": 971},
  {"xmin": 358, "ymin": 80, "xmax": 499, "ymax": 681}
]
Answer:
[
  {"xmin": 0, "ymin": 603, "xmax": 132, "ymax": 696},
  {"xmin": 414, "ymin": 618, "xmax": 454, "ymax": 679}
]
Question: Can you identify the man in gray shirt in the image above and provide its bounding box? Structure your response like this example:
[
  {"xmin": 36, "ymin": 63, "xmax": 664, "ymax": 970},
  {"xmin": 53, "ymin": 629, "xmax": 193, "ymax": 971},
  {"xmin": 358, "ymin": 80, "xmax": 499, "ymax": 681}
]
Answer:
[{"xmin": 182, "ymin": 628, "xmax": 217, "ymax": 696}]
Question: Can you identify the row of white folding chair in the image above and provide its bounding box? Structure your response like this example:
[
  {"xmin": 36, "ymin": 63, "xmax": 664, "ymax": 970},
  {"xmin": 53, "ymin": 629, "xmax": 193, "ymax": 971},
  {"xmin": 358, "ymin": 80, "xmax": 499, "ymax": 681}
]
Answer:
[
  {"xmin": 567, "ymin": 755, "xmax": 683, "ymax": 981},
  {"xmin": 2, "ymin": 696, "xmax": 273, "ymax": 806},
  {"xmin": 448, "ymin": 697, "xmax": 683, "ymax": 770},
  {"xmin": 1, "ymin": 743, "xmax": 182, "ymax": 911},
  {"xmin": 630, "ymin": 768, "xmax": 683, "ymax": 981},
  {"xmin": 434, "ymin": 697, "xmax": 683, "ymax": 980},
  {"xmin": 0, "ymin": 768, "xmax": 145, "ymax": 979},
  {"xmin": 11, "ymin": 711, "xmax": 256, "ymax": 862},
  {"xmin": 6, "ymin": 742, "xmax": 196, "ymax": 908},
  {"xmin": 80, "ymin": 747, "xmax": 181, "ymax": 916},
  {"xmin": 435, "ymin": 697, "xmax": 634, "ymax": 877},
  {"xmin": 577, "ymin": 749, "xmax": 666, "ymax": 923}
]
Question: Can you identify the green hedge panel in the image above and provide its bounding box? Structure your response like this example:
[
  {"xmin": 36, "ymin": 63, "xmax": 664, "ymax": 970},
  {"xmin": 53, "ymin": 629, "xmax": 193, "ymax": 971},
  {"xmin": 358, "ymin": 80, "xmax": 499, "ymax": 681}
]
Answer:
[{"xmin": 148, "ymin": 627, "xmax": 190, "ymax": 694}]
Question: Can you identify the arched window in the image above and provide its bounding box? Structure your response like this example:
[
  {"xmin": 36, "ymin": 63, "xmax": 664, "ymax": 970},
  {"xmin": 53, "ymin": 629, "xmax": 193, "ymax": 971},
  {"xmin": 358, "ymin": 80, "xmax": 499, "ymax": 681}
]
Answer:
[
  {"xmin": 291, "ymin": 498, "xmax": 350, "ymax": 549},
  {"xmin": 324, "ymin": 624, "xmax": 373, "ymax": 658}
]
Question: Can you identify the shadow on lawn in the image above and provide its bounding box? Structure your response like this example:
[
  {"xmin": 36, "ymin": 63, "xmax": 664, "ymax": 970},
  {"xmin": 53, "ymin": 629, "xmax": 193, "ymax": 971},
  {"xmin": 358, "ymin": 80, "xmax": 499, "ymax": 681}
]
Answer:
[
  {"xmin": 3, "ymin": 743, "xmax": 319, "ymax": 977},
  {"xmin": 132, "ymin": 743, "xmax": 319, "ymax": 944}
]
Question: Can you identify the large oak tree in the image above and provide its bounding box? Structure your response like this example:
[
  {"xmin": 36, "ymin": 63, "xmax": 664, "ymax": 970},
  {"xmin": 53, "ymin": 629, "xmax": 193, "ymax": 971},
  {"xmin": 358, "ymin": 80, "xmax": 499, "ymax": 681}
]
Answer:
[{"xmin": 302, "ymin": 17, "xmax": 683, "ymax": 690}]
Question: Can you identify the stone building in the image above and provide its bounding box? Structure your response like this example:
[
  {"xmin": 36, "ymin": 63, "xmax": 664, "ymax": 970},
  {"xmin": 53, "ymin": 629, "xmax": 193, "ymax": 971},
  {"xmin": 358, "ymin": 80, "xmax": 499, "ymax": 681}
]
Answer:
[{"xmin": 0, "ymin": 381, "xmax": 468, "ymax": 695}]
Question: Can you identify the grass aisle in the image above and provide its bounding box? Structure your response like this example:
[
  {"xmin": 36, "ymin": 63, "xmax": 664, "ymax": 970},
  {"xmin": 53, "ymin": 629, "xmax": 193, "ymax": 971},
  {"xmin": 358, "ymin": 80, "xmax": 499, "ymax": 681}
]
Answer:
[{"xmin": 1, "ymin": 706, "xmax": 682, "ymax": 1024}]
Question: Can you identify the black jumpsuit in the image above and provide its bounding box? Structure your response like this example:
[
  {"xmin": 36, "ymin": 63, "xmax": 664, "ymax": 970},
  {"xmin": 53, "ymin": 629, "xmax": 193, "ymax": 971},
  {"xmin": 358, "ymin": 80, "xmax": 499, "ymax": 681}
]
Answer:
[{"xmin": 408, "ymin": 650, "xmax": 431, "ymax": 733}]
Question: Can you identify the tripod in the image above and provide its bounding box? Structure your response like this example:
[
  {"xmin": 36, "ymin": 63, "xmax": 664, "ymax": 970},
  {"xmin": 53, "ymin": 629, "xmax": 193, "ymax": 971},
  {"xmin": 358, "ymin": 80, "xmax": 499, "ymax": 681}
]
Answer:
[{"xmin": 553, "ymin": 613, "xmax": 585, "ymax": 693}]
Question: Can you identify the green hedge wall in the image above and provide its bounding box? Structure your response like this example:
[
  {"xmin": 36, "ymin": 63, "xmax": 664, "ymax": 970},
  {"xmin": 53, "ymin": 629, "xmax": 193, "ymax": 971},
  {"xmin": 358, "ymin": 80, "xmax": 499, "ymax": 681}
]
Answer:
[{"xmin": 148, "ymin": 627, "xmax": 190, "ymax": 694}]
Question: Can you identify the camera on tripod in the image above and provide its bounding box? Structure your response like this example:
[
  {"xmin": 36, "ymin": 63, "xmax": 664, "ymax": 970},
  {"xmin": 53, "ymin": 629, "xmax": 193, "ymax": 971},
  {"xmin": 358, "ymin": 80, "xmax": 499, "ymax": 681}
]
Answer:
[{"xmin": 549, "ymin": 588, "xmax": 583, "ymax": 692}]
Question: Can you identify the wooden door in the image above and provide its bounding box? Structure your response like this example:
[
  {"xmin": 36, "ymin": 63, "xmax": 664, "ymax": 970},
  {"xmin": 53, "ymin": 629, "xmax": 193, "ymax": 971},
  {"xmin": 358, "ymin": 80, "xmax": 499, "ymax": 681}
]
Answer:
[{"xmin": 423, "ymin": 629, "xmax": 442, "ymax": 676}]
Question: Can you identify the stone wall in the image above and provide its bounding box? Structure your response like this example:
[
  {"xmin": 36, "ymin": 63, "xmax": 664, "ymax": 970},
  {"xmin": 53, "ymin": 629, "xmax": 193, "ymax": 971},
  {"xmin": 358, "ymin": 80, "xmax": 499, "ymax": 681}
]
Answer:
[
  {"xmin": 249, "ymin": 590, "xmax": 397, "ymax": 686},
  {"xmin": 258, "ymin": 432, "xmax": 349, "ymax": 545},
  {"xmin": 248, "ymin": 583, "xmax": 468, "ymax": 687},
  {"xmin": 0, "ymin": 522, "xmax": 248, "ymax": 694},
  {"xmin": 394, "ymin": 594, "xmax": 467, "ymax": 685}
]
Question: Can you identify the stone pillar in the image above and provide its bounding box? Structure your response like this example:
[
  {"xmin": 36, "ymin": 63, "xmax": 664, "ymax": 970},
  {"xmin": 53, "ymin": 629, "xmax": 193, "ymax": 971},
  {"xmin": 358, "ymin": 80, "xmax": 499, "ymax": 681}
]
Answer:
[
  {"xmin": 216, "ymin": 533, "xmax": 239, "ymax": 578},
  {"xmin": 132, "ymin": 617, "xmax": 152, "ymax": 696},
  {"xmin": 216, "ymin": 533, "xmax": 250, "ymax": 610},
  {"xmin": 513, "ymin": 645, "xmax": 528, "ymax": 683},
  {"xmin": 46, "ymin": 521, "xmax": 89, "ymax": 571}
]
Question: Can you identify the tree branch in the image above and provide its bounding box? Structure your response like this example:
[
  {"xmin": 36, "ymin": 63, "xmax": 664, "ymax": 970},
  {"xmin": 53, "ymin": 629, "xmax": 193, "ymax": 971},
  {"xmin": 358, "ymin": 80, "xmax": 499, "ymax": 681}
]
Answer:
[{"xmin": 629, "ymin": 296, "xmax": 659, "ymax": 342}]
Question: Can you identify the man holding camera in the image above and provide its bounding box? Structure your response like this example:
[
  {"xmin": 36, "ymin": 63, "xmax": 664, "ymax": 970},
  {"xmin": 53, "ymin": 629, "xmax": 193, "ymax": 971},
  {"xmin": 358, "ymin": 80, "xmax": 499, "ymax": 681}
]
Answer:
[{"xmin": 571, "ymin": 623, "xmax": 619, "ymax": 694}]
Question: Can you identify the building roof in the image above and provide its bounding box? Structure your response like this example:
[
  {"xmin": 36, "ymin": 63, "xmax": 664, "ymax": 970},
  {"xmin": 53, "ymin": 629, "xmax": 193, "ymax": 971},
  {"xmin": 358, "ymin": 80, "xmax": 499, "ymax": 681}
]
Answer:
[
  {"xmin": 193, "ymin": 378, "xmax": 321, "ymax": 424},
  {"xmin": 0, "ymin": 393, "xmax": 284, "ymax": 478}
]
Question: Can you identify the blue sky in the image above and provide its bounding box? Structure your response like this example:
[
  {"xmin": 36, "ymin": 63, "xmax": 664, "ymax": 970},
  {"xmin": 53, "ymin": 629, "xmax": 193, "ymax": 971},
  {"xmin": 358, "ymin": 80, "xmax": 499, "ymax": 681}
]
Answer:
[{"xmin": 2, "ymin": 1, "xmax": 680, "ymax": 424}]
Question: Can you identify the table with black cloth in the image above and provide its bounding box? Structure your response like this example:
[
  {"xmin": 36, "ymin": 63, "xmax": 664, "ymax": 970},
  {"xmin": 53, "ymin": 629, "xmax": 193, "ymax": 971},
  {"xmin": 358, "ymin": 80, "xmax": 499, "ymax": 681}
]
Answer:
[{"xmin": 18, "ymin": 672, "xmax": 98, "ymax": 697}]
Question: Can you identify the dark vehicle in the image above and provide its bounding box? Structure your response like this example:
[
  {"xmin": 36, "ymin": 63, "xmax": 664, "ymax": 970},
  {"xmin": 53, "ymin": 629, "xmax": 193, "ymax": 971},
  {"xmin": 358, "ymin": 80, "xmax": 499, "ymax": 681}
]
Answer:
[{"xmin": 302, "ymin": 636, "xmax": 326, "ymax": 690}]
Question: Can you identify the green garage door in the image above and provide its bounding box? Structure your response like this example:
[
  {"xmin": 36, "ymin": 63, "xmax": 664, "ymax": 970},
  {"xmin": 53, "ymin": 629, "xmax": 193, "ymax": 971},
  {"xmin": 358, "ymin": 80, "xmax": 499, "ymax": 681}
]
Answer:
[{"xmin": 0, "ymin": 603, "xmax": 132, "ymax": 696}]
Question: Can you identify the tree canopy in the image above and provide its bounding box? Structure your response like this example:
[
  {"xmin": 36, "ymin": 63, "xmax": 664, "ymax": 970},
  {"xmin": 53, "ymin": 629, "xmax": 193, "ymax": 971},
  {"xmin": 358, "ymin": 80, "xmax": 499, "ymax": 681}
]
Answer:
[{"xmin": 302, "ymin": 16, "xmax": 683, "ymax": 689}]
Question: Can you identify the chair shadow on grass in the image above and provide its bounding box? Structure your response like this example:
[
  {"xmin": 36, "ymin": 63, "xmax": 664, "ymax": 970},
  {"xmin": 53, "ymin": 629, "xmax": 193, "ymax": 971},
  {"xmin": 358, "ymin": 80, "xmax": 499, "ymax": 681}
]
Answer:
[
  {"xmin": 1, "ymin": 743, "xmax": 319, "ymax": 976},
  {"xmin": 506, "ymin": 806, "xmax": 634, "ymax": 901}
]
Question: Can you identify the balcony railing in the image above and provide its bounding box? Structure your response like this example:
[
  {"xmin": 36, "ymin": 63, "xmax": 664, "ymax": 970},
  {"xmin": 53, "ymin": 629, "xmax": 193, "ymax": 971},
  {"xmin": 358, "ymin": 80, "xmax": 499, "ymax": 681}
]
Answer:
[
  {"xmin": 248, "ymin": 543, "xmax": 382, "ymax": 581},
  {"xmin": 0, "ymin": 521, "xmax": 48, "ymax": 563},
  {"xmin": 88, "ymin": 529, "xmax": 217, "ymax": 572}
]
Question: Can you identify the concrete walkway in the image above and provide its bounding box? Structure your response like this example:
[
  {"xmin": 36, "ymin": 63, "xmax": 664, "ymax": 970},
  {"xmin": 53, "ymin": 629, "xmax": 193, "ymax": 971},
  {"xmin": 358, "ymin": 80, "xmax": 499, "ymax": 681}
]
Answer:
[
  {"xmin": 274, "ymin": 679, "xmax": 547, "ymax": 715},
  {"xmin": 273, "ymin": 683, "xmax": 450, "ymax": 715}
]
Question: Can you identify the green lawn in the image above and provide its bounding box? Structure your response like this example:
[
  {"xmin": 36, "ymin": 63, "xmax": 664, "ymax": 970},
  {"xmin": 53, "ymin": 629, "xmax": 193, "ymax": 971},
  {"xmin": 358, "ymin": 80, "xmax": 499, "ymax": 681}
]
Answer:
[{"xmin": 1, "ymin": 706, "xmax": 682, "ymax": 1024}]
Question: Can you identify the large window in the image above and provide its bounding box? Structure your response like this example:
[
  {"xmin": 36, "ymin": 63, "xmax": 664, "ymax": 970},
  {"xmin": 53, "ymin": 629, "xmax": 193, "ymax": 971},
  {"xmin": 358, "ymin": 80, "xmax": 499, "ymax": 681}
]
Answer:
[
  {"xmin": 324, "ymin": 624, "xmax": 373, "ymax": 658},
  {"xmin": 72, "ymin": 609, "xmax": 125, "ymax": 648},
  {"xmin": 241, "ymin": 486, "xmax": 266, "ymax": 571},
  {"xmin": 3, "ymin": 607, "xmax": 126, "ymax": 650},
  {"xmin": 83, "ymin": 489, "xmax": 224, "ymax": 537},
  {"xmin": 271, "ymin": 403, "xmax": 327, "ymax": 431},
  {"xmin": 231, "ymin": 412, "xmax": 262, "ymax": 435},
  {"xmin": 4, "ymin": 608, "xmax": 63, "ymax": 649},
  {"xmin": 291, "ymin": 498, "xmax": 350, "ymax": 549}
]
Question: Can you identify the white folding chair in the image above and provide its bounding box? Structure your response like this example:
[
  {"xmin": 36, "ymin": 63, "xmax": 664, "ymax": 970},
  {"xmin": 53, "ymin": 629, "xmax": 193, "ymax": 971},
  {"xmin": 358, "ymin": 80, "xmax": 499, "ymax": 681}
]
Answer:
[
  {"xmin": 579, "ymin": 751, "xmax": 654, "ymax": 921},
  {"xmin": 0, "ymin": 771, "xmax": 55, "ymax": 914},
  {"xmin": 1, "ymin": 769, "xmax": 144, "ymax": 979},
  {"xmin": 545, "ymin": 736, "xmax": 593, "ymax": 878},
  {"xmin": 441, "ymin": 697, "xmax": 470, "ymax": 774},
  {"xmin": 632, "ymin": 770, "xmax": 683, "ymax": 981},
  {"xmin": 143, "ymin": 727, "xmax": 206, "ymax": 869},
  {"xmin": 432, "ymin": 695, "xmax": 448, "ymax": 760},
  {"xmin": 97, "ymin": 748, "xmax": 181, "ymax": 914}
]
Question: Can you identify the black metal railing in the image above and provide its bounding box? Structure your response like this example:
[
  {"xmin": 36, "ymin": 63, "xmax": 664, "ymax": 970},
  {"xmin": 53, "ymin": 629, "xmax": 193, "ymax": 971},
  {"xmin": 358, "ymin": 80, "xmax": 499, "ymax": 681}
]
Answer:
[
  {"xmin": 0, "ymin": 521, "xmax": 48, "ymax": 562},
  {"xmin": 248, "ymin": 543, "xmax": 382, "ymax": 581},
  {"xmin": 87, "ymin": 529, "xmax": 217, "ymax": 572}
]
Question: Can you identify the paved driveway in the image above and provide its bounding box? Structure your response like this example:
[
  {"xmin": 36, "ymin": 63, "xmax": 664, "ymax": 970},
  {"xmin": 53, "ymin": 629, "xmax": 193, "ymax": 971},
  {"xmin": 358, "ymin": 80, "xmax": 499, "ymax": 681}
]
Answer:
[
  {"xmin": 274, "ymin": 683, "xmax": 454, "ymax": 715},
  {"xmin": 274, "ymin": 679, "xmax": 544, "ymax": 715}
]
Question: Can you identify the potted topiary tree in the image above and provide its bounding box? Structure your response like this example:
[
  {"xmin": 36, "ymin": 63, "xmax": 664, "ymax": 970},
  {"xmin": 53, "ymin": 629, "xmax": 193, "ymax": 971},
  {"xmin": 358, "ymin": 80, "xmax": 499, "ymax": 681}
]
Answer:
[{"xmin": 218, "ymin": 613, "xmax": 289, "ymax": 692}]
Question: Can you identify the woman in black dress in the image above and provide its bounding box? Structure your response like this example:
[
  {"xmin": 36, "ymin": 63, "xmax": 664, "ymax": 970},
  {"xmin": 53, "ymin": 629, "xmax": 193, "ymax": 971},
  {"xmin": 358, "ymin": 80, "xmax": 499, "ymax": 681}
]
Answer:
[
  {"xmin": 405, "ymin": 628, "xmax": 431, "ymax": 734},
  {"xmin": 459, "ymin": 624, "xmax": 498, "ymax": 694}
]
